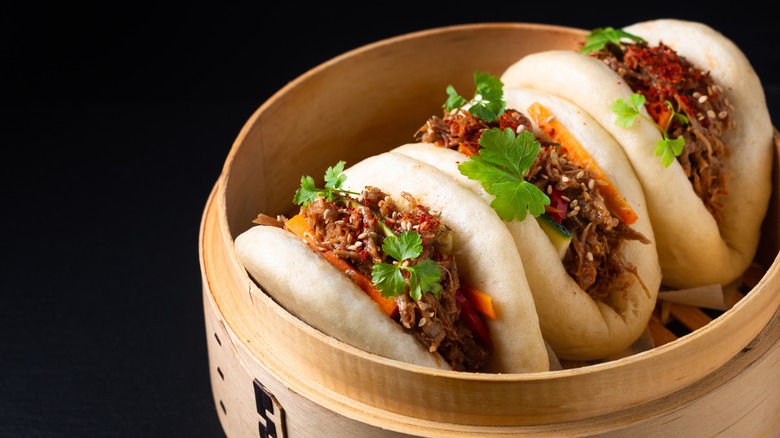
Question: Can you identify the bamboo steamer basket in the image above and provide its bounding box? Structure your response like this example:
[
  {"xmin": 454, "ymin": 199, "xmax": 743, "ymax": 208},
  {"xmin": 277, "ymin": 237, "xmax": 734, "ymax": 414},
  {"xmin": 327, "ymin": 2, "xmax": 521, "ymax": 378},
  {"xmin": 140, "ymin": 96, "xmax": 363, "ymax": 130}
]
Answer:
[{"xmin": 198, "ymin": 23, "xmax": 780, "ymax": 437}]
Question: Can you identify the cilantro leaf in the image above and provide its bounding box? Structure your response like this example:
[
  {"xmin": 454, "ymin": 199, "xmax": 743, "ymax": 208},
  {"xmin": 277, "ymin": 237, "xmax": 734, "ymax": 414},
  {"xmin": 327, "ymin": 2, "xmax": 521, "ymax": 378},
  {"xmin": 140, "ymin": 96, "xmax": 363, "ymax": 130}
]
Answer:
[
  {"xmin": 370, "ymin": 231, "xmax": 443, "ymax": 300},
  {"xmin": 491, "ymin": 180, "xmax": 550, "ymax": 222},
  {"xmin": 611, "ymin": 93, "xmax": 645, "ymax": 128},
  {"xmin": 292, "ymin": 160, "xmax": 357, "ymax": 206},
  {"xmin": 610, "ymin": 93, "xmax": 689, "ymax": 168},
  {"xmin": 382, "ymin": 230, "xmax": 423, "ymax": 261},
  {"xmin": 407, "ymin": 259, "xmax": 443, "ymax": 301},
  {"xmin": 443, "ymin": 71, "xmax": 506, "ymax": 122},
  {"xmin": 458, "ymin": 127, "xmax": 549, "ymax": 222},
  {"xmin": 656, "ymin": 136, "xmax": 685, "ymax": 167},
  {"xmin": 478, "ymin": 127, "xmax": 538, "ymax": 176},
  {"xmin": 370, "ymin": 263, "xmax": 406, "ymax": 297},
  {"xmin": 581, "ymin": 27, "xmax": 644, "ymax": 54},
  {"xmin": 292, "ymin": 175, "xmax": 320, "ymax": 206},
  {"xmin": 324, "ymin": 161, "xmax": 347, "ymax": 190},
  {"xmin": 445, "ymin": 85, "xmax": 468, "ymax": 111},
  {"xmin": 457, "ymin": 156, "xmax": 517, "ymax": 193}
]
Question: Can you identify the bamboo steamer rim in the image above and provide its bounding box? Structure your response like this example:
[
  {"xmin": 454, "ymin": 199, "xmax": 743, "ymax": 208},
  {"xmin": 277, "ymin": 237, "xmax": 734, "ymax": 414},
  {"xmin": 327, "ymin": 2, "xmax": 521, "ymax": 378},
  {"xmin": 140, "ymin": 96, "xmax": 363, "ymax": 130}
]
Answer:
[{"xmin": 208, "ymin": 22, "xmax": 780, "ymax": 426}]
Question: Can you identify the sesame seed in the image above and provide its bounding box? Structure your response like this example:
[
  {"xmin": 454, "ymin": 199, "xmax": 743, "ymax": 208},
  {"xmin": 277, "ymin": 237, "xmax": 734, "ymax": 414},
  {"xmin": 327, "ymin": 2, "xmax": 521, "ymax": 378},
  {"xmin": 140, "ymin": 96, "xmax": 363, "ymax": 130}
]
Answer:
[
  {"xmin": 547, "ymin": 185, "xmax": 553, "ymax": 195},
  {"xmin": 587, "ymin": 251, "xmax": 594, "ymax": 261},
  {"xmin": 576, "ymin": 170, "xmax": 584, "ymax": 179},
  {"xmin": 353, "ymin": 241, "xmax": 363, "ymax": 248},
  {"xmin": 697, "ymin": 113, "xmax": 705, "ymax": 121},
  {"xmin": 561, "ymin": 195, "xmax": 571, "ymax": 202},
  {"xmin": 570, "ymin": 199, "xmax": 579, "ymax": 207},
  {"xmin": 588, "ymin": 179, "xmax": 595, "ymax": 190},
  {"xmin": 693, "ymin": 91, "xmax": 701, "ymax": 98},
  {"xmin": 418, "ymin": 318, "xmax": 427, "ymax": 327},
  {"xmin": 358, "ymin": 232, "xmax": 368, "ymax": 239},
  {"xmin": 546, "ymin": 115, "xmax": 556, "ymax": 123},
  {"xmin": 698, "ymin": 95, "xmax": 708, "ymax": 104},
  {"xmin": 402, "ymin": 260, "xmax": 410, "ymax": 267},
  {"xmin": 516, "ymin": 125, "xmax": 526, "ymax": 134},
  {"xmin": 561, "ymin": 176, "xmax": 569, "ymax": 183},
  {"xmin": 718, "ymin": 111, "xmax": 728, "ymax": 119},
  {"xmin": 707, "ymin": 110, "xmax": 717, "ymax": 119}
]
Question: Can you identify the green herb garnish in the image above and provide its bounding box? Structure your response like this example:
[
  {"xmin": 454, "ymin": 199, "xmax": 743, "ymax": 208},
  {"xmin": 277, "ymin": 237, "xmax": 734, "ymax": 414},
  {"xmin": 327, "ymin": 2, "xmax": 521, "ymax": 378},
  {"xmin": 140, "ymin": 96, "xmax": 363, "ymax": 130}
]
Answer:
[
  {"xmin": 371, "ymin": 231, "xmax": 443, "ymax": 300},
  {"xmin": 293, "ymin": 161, "xmax": 359, "ymax": 205},
  {"xmin": 458, "ymin": 127, "xmax": 549, "ymax": 221},
  {"xmin": 444, "ymin": 71, "xmax": 506, "ymax": 122},
  {"xmin": 581, "ymin": 27, "xmax": 644, "ymax": 54},
  {"xmin": 611, "ymin": 93, "xmax": 689, "ymax": 167}
]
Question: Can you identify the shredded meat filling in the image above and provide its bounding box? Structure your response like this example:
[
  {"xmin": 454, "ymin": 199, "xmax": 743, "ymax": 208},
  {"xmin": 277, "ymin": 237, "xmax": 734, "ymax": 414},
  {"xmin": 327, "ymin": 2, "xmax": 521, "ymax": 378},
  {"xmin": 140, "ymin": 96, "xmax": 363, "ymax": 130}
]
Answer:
[
  {"xmin": 589, "ymin": 41, "xmax": 734, "ymax": 222},
  {"xmin": 417, "ymin": 109, "xmax": 650, "ymax": 301},
  {"xmin": 527, "ymin": 146, "xmax": 650, "ymax": 300},
  {"xmin": 294, "ymin": 187, "xmax": 489, "ymax": 371}
]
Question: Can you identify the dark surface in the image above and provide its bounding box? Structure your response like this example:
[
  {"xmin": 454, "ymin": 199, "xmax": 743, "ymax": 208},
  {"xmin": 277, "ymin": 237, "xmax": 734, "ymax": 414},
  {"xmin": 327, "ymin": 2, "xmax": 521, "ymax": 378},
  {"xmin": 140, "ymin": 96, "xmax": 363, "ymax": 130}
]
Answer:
[{"xmin": 3, "ymin": 5, "xmax": 779, "ymax": 438}]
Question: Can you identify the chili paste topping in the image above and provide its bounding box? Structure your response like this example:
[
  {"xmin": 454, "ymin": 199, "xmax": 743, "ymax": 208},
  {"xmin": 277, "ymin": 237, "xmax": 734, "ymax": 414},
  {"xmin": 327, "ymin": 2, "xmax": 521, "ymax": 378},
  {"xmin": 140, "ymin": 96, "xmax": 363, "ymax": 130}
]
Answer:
[{"xmin": 588, "ymin": 40, "xmax": 734, "ymax": 222}]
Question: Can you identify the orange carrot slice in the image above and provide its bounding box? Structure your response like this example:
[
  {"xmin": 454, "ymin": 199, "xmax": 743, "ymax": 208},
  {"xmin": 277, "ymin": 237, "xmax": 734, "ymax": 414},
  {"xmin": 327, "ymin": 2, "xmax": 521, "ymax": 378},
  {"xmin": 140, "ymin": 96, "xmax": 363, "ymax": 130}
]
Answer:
[
  {"xmin": 527, "ymin": 101, "xmax": 638, "ymax": 225},
  {"xmin": 460, "ymin": 282, "xmax": 496, "ymax": 320},
  {"xmin": 457, "ymin": 144, "xmax": 478, "ymax": 157},
  {"xmin": 285, "ymin": 213, "xmax": 399, "ymax": 317},
  {"xmin": 284, "ymin": 213, "xmax": 310, "ymax": 239}
]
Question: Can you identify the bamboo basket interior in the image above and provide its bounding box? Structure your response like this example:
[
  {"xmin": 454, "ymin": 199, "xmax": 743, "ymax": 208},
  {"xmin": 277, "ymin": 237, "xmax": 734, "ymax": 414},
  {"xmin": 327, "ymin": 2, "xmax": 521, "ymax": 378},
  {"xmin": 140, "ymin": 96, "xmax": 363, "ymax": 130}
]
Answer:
[{"xmin": 212, "ymin": 23, "xmax": 780, "ymax": 426}]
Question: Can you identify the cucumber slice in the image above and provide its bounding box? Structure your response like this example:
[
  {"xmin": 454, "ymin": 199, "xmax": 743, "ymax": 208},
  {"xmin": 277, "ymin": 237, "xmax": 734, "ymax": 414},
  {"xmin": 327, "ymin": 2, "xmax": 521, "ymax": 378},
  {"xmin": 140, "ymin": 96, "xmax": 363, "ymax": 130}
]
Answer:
[{"xmin": 536, "ymin": 213, "xmax": 572, "ymax": 260}]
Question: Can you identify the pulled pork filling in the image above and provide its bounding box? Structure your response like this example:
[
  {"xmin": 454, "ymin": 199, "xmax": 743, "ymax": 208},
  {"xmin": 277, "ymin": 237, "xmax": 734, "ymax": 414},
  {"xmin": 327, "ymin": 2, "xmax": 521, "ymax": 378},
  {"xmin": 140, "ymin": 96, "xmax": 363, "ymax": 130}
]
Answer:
[
  {"xmin": 589, "ymin": 41, "xmax": 734, "ymax": 222},
  {"xmin": 292, "ymin": 187, "xmax": 489, "ymax": 371},
  {"xmin": 417, "ymin": 109, "xmax": 649, "ymax": 301}
]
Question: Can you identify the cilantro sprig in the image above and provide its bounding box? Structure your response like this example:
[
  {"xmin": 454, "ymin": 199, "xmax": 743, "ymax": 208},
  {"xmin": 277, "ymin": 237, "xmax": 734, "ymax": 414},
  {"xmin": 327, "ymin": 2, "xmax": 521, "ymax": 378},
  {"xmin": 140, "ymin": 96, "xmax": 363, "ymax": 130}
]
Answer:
[
  {"xmin": 611, "ymin": 93, "xmax": 689, "ymax": 167},
  {"xmin": 458, "ymin": 127, "xmax": 550, "ymax": 221},
  {"xmin": 293, "ymin": 161, "xmax": 359, "ymax": 206},
  {"xmin": 444, "ymin": 71, "xmax": 506, "ymax": 122},
  {"xmin": 371, "ymin": 231, "xmax": 443, "ymax": 300},
  {"xmin": 581, "ymin": 27, "xmax": 644, "ymax": 54}
]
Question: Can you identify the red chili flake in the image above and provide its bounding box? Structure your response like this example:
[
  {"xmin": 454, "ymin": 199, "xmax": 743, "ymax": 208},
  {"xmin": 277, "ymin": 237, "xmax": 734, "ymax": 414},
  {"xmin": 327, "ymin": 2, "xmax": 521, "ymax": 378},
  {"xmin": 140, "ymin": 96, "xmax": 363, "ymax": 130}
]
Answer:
[{"xmin": 621, "ymin": 43, "xmax": 710, "ymax": 129}]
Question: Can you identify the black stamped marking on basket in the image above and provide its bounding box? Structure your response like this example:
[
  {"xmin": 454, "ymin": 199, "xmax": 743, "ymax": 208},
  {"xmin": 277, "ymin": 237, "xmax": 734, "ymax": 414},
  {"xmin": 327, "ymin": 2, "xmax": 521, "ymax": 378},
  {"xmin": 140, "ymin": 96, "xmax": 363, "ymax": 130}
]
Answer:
[{"xmin": 253, "ymin": 379, "xmax": 286, "ymax": 438}]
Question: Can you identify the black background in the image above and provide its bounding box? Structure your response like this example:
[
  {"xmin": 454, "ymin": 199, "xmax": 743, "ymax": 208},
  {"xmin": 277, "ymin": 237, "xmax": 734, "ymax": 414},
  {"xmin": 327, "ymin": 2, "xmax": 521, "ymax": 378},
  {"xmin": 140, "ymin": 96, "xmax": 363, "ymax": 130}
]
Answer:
[{"xmin": 3, "ymin": 4, "xmax": 779, "ymax": 438}]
